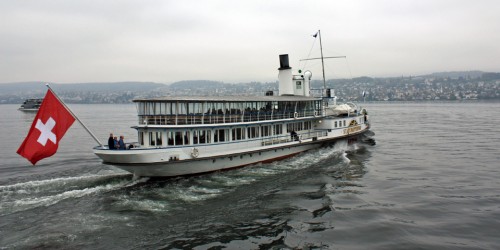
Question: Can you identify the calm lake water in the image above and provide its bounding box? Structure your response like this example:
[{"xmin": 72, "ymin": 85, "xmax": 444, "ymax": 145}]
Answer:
[{"xmin": 1, "ymin": 102, "xmax": 499, "ymax": 249}]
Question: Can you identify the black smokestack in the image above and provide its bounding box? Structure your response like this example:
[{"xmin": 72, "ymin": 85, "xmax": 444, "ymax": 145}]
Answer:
[{"xmin": 278, "ymin": 54, "xmax": 291, "ymax": 70}]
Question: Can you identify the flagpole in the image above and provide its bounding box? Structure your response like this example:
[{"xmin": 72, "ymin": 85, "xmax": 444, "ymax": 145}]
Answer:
[{"xmin": 45, "ymin": 84, "xmax": 104, "ymax": 148}]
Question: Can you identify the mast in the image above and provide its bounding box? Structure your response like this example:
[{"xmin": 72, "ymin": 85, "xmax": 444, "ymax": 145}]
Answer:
[
  {"xmin": 318, "ymin": 30, "xmax": 326, "ymax": 90},
  {"xmin": 300, "ymin": 31, "xmax": 346, "ymax": 96}
]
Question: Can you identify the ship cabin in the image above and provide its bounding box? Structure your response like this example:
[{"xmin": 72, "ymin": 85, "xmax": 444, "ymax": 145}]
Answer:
[{"xmin": 132, "ymin": 96, "xmax": 323, "ymax": 148}]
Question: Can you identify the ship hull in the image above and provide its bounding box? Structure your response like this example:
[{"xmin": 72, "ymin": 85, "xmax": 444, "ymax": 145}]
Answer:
[{"xmin": 94, "ymin": 128, "xmax": 370, "ymax": 177}]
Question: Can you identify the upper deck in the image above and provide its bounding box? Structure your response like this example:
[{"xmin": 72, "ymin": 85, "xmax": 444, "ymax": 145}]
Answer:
[{"xmin": 133, "ymin": 95, "xmax": 323, "ymax": 126}]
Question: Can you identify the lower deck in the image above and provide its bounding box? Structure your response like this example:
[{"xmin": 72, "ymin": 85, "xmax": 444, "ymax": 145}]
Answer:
[
  {"xmin": 95, "ymin": 124, "xmax": 370, "ymax": 177},
  {"xmin": 132, "ymin": 114, "xmax": 368, "ymax": 151},
  {"xmin": 94, "ymin": 115, "xmax": 369, "ymax": 164}
]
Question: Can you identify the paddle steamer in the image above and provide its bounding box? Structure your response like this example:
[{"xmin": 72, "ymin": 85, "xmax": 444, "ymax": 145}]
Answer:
[{"xmin": 93, "ymin": 52, "xmax": 372, "ymax": 177}]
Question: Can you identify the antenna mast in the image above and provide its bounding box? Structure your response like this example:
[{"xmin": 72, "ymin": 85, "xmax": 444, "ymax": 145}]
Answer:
[
  {"xmin": 318, "ymin": 30, "xmax": 326, "ymax": 90},
  {"xmin": 300, "ymin": 30, "xmax": 346, "ymax": 95}
]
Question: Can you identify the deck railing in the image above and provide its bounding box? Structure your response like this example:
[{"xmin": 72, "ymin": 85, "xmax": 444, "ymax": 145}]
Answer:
[{"xmin": 260, "ymin": 130, "xmax": 328, "ymax": 146}]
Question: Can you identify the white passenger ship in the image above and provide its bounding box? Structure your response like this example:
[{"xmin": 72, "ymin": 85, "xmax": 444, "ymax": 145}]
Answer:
[
  {"xmin": 18, "ymin": 98, "xmax": 43, "ymax": 112},
  {"xmin": 94, "ymin": 53, "xmax": 372, "ymax": 177}
]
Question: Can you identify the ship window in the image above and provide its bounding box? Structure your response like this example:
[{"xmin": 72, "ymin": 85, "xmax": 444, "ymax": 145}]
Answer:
[
  {"xmin": 197, "ymin": 130, "xmax": 208, "ymax": 144},
  {"xmin": 149, "ymin": 132, "xmax": 157, "ymax": 146},
  {"xmin": 179, "ymin": 102, "xmax": 187, "ymax": 115},
  {"xmin": 155, "ymin": 102, "xmax": 161, "ymax": 115},
  {"xmin": 147, "ymin": 102, "xmax": 154, "ymax": 115},
  {"xmin": 193, "ymin": 130, "xmax": 199, "ymax": 144},
  {"xmin": 334, "ymin": 121, "xmax": 337, "ymax": 128},
  {"xmin": 156, "ymin": 132, "xmax": 162, "ymax": 146},
  {"xmin": 167, "ymin": 131, "xmax": 174, "ymax": 145},
  {"xmin": 216, "ymin": 103, "xmax": 224, "ymax": 115},
  {"xmin": 247, "ymin": 126, "xmax": 259, "ymax": 138},
  {"xmin": 160, "ymin": 103, "xmax": 167, "ymax": 115},
  {"xmin": 188, "ymin": 102, "xmax": 194, "ymax": 114},
  {"xmin": 343, "ymin": 120, "xmax": 346, "ymax": 127},
  {"xmin": 206, "ymin": 130, "xmax": 212, "ymax": 143},
  {"xmin": 296, "ymin": 81, "xmax": 302, "ymax": 89},
  {"xmin": 149, "ymin": 132, "xmax": 162, "ymax": 146},
  {"xmin": 214, "ymin": 129, "xmax": 226, "ymax": 142},
  {"xmin": 139, "ymin": 132, "xmax": 144, "ymax": 145},
  {"xmin": 175, "ymin": 131, "xmax": 183, "ymax": 145},
  {"xmin": 232, "ymin": 127, "xmax": 243, "ymax": 141},
  {"xmin": 137, "ymin": 103, "xmax": 143, "ymax": 115},
  {"xmin": 261, "ymin": 125, "xmax": 270, "ymax": 137},
  {"xmin": 274, "ymin": 124, "xmax": 283, "ymax": 135},
  {"xmin": 304, "ymin": 121, "xmax": 311, "ymax": 130},
  {"xmin": 184, "ymin": 131, "xmax": 190, "ymax": 145}
]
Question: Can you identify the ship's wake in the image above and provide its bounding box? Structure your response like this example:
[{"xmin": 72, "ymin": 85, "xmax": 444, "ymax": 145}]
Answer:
[
  {"xmin": 0, "ymin": 173, "xmax": 134, "ymax": 216},
  {"xmin": 90, "ymin": 143, "xmax": 359, "ymax": 213}
]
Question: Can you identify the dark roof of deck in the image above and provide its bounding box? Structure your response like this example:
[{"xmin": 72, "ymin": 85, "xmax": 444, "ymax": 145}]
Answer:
[{"xmin": 133, "ymin": 95, "xmax": 320, "ymax": 102}]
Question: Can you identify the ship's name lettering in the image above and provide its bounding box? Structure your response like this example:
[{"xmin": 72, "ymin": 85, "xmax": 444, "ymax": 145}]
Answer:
[{"xmin": 343, "ymin": 125, "xmax": 361, "ymax": 135}]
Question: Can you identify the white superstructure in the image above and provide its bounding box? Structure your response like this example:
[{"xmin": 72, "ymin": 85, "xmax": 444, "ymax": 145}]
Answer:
[{"xmin": 93, "ymin": 54, "xmax": 372, "ymax": 177}]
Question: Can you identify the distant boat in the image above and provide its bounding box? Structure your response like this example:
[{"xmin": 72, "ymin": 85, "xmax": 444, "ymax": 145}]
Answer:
[{"xmin": 18, "ymin": 98, "xmax": 43, "ymax": 112}]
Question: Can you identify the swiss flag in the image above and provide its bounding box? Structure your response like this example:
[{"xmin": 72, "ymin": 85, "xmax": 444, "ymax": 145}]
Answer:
[{"xmin": 17, "ymin": 89, "xmax": 75, "ymax": 165}]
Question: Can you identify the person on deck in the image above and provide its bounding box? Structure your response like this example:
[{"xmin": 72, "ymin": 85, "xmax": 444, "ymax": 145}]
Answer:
[
  {"xmin": 118, "ymin": 135, "xmax": 126, "ymax": 150},
  {"xmin": 113, "ymin": 136, "xmax": 119, "ymax": 149},
  {"xmin": 108, "ymin": 133, "xmax": 115, "ymax": 150}
]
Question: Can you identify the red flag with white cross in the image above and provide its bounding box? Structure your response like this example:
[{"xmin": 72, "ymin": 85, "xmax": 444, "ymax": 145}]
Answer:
[{"xmin": 17, "ymin": 89, "xmax": 75, "ymax": 165}]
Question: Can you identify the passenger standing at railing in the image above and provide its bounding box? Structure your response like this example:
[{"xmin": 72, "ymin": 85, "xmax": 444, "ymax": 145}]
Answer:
[
  {"xmin": 108, "ymin": 133, "xmax": 115, "ymax": 150},
  {"xmin": 118, "ymin": 136, "xmax": 126, "ymax": 150}
]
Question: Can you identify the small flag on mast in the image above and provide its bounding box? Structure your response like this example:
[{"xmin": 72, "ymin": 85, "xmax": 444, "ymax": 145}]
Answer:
[
  {"xmin": 17, "ymin": 89, "xmax": 75, "ymax": 165},
  {"xmin": 313, "ymin": 31, "xmax": 318, "ymax": 38}
]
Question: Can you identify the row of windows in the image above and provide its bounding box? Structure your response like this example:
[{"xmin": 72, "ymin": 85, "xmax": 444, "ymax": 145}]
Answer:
[
  {"xmin": 139, "ymin": 120, "xmax": 364, "ymax": 146},
  {"xmin": 139, "ymin": 121, "xmax": 313, "ymax": 147},
  {"xmin": 333, "ymin": 117, "xmax": 365, "ymax": 128},
  {"xmin": 334, "ymin": 120, "xmax": 347, "ymax": 128},
  {"xmin": 137, "ymin": 100, "xmax": 321, "ymax": 116},
  {"xmin": 286, "ymin": 121, "xmax": 312, "ymax": 132}
]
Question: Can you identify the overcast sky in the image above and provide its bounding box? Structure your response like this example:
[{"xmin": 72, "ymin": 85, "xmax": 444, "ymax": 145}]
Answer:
[{"xmin": 1, "ymin": 0, "xmax": 499, "ymax": 84}]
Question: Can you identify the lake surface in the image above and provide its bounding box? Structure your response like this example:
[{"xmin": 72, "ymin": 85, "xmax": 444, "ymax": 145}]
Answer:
[{"xmin": 1, "ymin": 102, "xmax": 499, "ymax": 249}]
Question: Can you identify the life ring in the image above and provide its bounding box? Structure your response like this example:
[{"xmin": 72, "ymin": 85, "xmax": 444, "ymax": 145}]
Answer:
[
  {"xmin": 191, "ymin": 148, "xmax": 199, "ymax": 158},
  {"xmin": 294, "ymin": 112, "xmax": 298, "ymax": 119},
  {"xmin": 314, "ymin": 111, "xmax": 319, "ymax": 117}
]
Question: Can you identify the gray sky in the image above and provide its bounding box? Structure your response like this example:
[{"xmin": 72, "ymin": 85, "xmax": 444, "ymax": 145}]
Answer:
[{"xmin": 1, "ymin": 0, "xmax": 499, "ymax": 84}]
